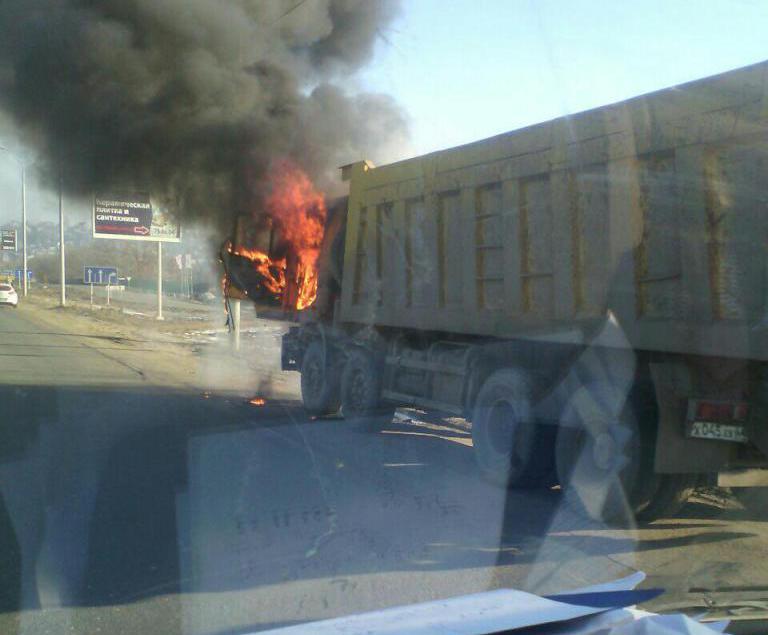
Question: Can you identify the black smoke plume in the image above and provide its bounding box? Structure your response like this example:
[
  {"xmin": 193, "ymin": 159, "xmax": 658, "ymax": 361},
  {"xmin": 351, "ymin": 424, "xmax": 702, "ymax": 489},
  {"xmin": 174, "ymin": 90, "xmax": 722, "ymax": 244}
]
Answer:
[{"xmin": 0, "ymin": 0, "xmax": 408, "ymax": 225}]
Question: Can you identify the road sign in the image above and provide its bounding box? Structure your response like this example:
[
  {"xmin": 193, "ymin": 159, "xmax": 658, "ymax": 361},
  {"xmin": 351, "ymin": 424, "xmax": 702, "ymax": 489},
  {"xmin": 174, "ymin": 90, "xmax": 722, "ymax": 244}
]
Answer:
[
  {"xmin": 93, "ymin": 192, "xmax": 181, "ymax": 242},
  {"xmin": 1, "ymin": 229, "xmax": 17, "ymax": 251},
  {"xmin": 83, "ymin": 266, "xmax": 118, "ymax": 285}
]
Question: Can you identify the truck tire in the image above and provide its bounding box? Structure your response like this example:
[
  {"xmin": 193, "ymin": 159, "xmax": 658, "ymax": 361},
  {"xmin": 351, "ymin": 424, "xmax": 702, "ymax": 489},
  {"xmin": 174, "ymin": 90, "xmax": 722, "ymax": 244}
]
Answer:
[
  {"xmin": 635, "ymin": 474, "xmax": 698, "ymax": 521},
  {"xmin": 556, "ymin": 381, "xmax": 654, "ymax": 524},
  {"xmin": 300, "ymin": 340, "xmax": 341, "ymax": 417},
  {"xmin": 340, "ymin": 349, "xmax": 395, "ymax": 431},
  {"xmin": 472, "ymin": 369, "xmax": 552, "ymax": 488},
  {"xmin": 557, "ymin": 381, "xmax": 697, "ymax": 524}
]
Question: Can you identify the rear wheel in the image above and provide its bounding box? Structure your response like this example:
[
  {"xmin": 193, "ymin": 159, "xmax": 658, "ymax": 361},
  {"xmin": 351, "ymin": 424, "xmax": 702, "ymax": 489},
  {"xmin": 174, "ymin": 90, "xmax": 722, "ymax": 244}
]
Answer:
[
  {"xmin": 556, "ymin": 382, "xmax": 650, "ymax": 524},
  {"xmin": 556, "ymin": 381, "xmax": 695, "ymax": 523},
  {"xmin": 635, "ymin": 474, "xmax": 699, "ymax": 521},
  {"xmin": 472, "ymin": 369, "xmax": 554, "ymax": 488},
  {"xmin": 340, "ymin": 349, "xmax": 395, "ymax": 431},
  {"xmin": 300, "ymin": 340, "xmax": 340, "ymax": 417}
]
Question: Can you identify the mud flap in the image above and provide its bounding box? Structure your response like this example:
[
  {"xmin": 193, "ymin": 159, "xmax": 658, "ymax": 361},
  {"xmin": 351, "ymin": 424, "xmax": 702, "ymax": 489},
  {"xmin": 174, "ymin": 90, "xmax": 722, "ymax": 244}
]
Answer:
[
  {"xmin": 650, "ymin": 362, "xmax": 735, "ymax": 473},
  {"xmin": 747, "ymin": 364, "xmax": 768, "ymax": 459}
]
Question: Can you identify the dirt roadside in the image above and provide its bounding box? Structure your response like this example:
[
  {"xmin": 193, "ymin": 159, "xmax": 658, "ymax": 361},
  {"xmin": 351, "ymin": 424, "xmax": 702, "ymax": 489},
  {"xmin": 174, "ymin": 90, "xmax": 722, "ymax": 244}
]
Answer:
[
  {"xmin": 19, "ymin": 289, "xmax": 301, "ymax": 400},
  {"xmin": 25, "ymin": 286, "xmax": 221, "ymax": 341}
]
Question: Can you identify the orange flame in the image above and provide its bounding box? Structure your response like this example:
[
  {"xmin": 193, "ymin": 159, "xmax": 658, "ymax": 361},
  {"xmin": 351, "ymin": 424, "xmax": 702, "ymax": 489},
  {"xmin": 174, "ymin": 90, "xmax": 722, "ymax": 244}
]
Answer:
[
  {"xmin": 265, "ymin": 160, "xmax": 326, "ymax": 310},
  {"xmin": 225, "ymin": 161, "xmax": 326, "ymax": 310},
  {"xmin": 248, "ymin": 397, "xmax": 266, "ymax": 406}
]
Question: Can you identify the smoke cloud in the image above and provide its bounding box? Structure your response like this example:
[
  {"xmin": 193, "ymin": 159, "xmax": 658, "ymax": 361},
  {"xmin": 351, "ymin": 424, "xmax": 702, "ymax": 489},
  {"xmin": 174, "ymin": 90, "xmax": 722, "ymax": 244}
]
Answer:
[{"xmin": 0, "ymin": 0, "xmax": 409, "ymax": 226}]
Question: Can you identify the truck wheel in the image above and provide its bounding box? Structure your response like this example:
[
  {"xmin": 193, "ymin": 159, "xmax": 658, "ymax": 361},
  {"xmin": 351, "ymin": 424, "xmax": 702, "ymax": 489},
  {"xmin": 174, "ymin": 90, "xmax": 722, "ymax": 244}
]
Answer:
[
  {"xmin": 300, "ymin": 340, "xmax": 341, "ymax": 416},
  {"xmin": 340, "ymin": 349, "xmax": 395, "ymax": 431},
  {"xmin": 634, "ymin": 474, "xmax": 698, "ymax": 521},
  {"xmin": 556, "ymin": 381, "xmax": 653, "ymax": 524},
  {"xmin": 472, "ymin": 369, "xmax": 551, "ymax": 488}
]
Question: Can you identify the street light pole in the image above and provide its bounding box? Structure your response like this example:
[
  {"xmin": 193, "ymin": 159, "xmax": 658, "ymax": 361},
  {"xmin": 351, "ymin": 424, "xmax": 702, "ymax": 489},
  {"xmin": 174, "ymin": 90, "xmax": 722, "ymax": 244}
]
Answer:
[
  {"xmin": 21, "ymin": 165, "xmax": 27, "ymax": 296},
  {"xmin": 156, "ymin": 240, "xmax": 163, "ymax": 320},
  {"xmin": 59, "ymin": 174, "xmax": 65, "ymax": 306}
]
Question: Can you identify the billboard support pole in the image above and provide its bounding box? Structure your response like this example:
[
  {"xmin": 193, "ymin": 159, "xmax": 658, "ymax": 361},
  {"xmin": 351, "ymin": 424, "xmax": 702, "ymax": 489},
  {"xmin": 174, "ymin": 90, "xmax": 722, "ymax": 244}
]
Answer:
[
  {"xmin": 156, "ymin": 241, "xmax": 164, "ymax": 320},
  {"xmin": 59, "ymin": 174, "xmax": 65, "ymax": 307}
]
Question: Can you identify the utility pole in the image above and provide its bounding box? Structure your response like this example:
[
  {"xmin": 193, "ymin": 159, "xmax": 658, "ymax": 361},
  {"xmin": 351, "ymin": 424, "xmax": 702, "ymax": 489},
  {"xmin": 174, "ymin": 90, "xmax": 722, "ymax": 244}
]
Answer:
[
  {"xmin": 156, "ymin": 241, "xmax": 163, "ymax": 320},
  {"xmin": 232, "ymin": 298, "xmax": 241, "ymax": 351},
  {"xmin": 59, "ymin": 174, "xmax": 65, "ymax": 306},
  {"xmin": 21, "ymin": 165, "xmax": 27, "ymax": 296}
]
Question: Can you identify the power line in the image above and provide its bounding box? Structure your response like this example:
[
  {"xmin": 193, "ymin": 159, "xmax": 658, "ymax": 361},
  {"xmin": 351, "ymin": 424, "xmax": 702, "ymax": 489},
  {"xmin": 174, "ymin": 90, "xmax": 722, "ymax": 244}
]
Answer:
[{"xmin": 271, "ymin": 0, "xmax": 309, "ymax": 25}]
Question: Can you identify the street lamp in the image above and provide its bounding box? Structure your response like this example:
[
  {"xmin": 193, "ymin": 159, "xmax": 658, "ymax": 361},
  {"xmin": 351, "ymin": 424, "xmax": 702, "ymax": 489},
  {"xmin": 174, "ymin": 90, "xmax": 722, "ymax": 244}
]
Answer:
[{"xmin": 0, "ymin": 145, "xmax": 27, "ymax": 297}]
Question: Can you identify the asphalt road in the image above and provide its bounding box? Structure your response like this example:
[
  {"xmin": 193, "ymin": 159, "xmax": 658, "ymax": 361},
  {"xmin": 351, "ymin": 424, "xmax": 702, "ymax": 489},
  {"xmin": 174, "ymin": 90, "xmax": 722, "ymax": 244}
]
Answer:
[{"xmin": 0, "ymin": 303, "xmax": 767, "ymax": 634}]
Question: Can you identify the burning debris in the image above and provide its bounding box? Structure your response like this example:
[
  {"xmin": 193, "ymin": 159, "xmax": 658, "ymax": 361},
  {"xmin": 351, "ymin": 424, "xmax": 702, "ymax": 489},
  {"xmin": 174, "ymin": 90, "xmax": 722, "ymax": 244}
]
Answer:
[{"xmin": 248, "ymin": 397, "xmax": 266, "ymax": 407}]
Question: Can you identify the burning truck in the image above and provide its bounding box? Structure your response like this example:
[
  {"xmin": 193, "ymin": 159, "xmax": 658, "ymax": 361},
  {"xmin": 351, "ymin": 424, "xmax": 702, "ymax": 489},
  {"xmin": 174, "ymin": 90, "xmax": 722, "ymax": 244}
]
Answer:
[{"xmin": 227, "ymin": 61, "xmax": 768, "ymax": 524}]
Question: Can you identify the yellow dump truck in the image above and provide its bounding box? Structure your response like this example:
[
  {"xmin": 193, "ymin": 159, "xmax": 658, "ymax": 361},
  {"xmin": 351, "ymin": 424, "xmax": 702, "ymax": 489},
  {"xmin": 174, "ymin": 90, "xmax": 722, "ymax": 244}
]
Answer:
[{"xmin": 282, "ymin": 60, "xmax": 768, "ymax": 522}]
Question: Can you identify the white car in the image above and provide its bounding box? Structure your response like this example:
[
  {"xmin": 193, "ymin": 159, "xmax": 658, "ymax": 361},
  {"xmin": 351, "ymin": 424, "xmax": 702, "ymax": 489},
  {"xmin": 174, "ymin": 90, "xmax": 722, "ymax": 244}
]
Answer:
[{"xmin": 0, "ymin": 283, "xmax": 18, "ymax": 308}]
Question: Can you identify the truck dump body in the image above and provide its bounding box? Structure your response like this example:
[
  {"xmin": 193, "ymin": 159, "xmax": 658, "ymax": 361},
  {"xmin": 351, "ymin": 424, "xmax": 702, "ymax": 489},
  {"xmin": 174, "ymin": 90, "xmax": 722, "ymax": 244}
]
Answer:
[
  {"xmin": 340, "ymin": 61, "xmax": 768, "ymax": 360},
  {"xmin": 283, "ymin": 60, "xmax": 768, "ymax": 521}
]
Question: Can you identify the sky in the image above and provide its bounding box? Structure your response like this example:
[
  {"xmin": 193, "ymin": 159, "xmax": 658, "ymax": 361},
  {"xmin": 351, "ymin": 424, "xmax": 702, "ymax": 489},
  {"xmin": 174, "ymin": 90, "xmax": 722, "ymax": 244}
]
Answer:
[
  {"xmin": 2, "ymin": 0, "xmax": 768, "ymax": 227},
  {"xmin": 360, "ymin": 0, "xmax": 768, "ymax": 158}
]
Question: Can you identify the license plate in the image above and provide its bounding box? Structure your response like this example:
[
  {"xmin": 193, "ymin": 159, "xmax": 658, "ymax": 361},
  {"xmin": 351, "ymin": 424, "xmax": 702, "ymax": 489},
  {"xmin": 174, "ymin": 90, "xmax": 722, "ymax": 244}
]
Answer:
[{"xmin": 687, "ymin": 421, "xmax": 748, "ymax": 443}]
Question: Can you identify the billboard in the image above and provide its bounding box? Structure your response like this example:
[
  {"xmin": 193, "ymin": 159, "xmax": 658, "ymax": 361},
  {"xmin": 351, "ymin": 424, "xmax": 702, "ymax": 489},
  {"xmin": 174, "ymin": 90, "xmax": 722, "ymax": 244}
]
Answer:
[
  {"xmin": 93, "ymin": 193, "xmax": 181, "ymax": 242},
  {"xmin": 1, "ymin": 229, "xmax": 17, "ymax": 251}
]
